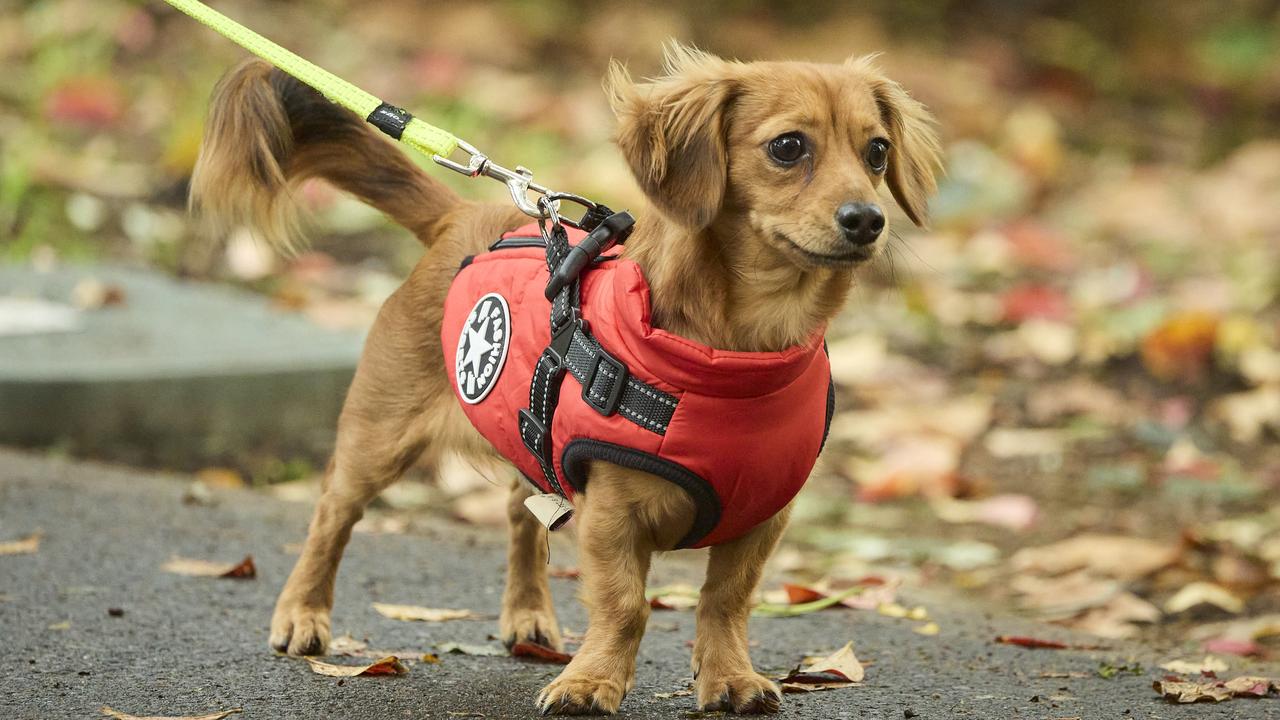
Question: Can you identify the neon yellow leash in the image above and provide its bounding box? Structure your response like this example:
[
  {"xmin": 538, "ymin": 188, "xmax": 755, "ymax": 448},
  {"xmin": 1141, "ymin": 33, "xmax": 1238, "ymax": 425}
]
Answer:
[{"xmin": 162, "ymin": 0, "xmax": 573, "ymax": 218}]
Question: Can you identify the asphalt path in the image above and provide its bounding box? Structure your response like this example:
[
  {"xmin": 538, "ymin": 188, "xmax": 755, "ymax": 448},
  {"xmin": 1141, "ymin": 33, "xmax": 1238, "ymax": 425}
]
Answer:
[{"xmin": 1, "ymin": 449, "xmax": 1275, "ymax": 719}]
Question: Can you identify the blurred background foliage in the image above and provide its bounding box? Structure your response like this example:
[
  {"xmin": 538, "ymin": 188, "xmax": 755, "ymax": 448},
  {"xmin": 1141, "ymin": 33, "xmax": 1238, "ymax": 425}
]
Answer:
[{"xmin": 2, "ymin": 0, "xmax": 1280, "ymax": 647}]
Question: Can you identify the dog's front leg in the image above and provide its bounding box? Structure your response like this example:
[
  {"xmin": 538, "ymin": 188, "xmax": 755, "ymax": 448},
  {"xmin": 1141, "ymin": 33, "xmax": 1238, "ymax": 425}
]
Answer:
[
  {"xmin": 691, "ymin": 504, "xmax": 791, "ymax": 714},
  {"xmin": 500, "ymin": 477, "xmax": 563, "ymax": 650},
  {"xmin": 537, "ymin": 470, "xmax": 659, "ymax": 715}
]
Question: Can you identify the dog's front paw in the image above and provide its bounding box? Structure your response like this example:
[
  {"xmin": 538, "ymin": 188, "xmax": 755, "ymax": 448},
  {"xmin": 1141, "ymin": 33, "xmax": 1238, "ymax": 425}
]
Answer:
[
  {"xmin": 499, "ymin": 605, "xmax": 563, "ymax": 651},
  {"xmin": 696, "ymin": 672, "xmax": 782, "ymax": 714},
  {"xmin": 537, "ymin": 672, "xmax": 626, "ymax": 715},
  {"xmin": 269, "ymin": 601, "xmax": 331, "ymax": 656}
]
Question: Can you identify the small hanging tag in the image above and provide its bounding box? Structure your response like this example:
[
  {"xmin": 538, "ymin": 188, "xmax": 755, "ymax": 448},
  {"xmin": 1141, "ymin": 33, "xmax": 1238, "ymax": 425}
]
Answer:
[{"xmin": 524, "ymin": 493, "xmax": 574, "ymax": 531}]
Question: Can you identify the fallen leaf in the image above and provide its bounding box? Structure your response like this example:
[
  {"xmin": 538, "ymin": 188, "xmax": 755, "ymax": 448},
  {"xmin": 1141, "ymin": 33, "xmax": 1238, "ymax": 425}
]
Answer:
[
  {"xmin": 328, "ymin": 635, "xmax": 369, "ymax": 656},
  {"xmin": 437, "ymin": 642, "xmax": 509, "ymax": 657},
  {"xmin": 306, "ymin": 655, "xmax": 408, "ymax": 677},
  {"xmin": 646, "ymin": 584, "xmax": 701, "ymax": 611},
  {"xmin": 1000, "ymin": 284, "xmax": 1071, "ymax": 323},
  {"xmin": 1097, "ymin": 661, "xmax": 1143, "ymax": 679},
  {"xmin": 1067, "ymin": 592, "xmax": 1161, "ymax": 639},
  {"xmin": 1212, "ymin": 387, "xmax": 1280, "ymax": 444},
  {"xmin": 1202, "ymin": 638, "xmax": 1265, "ymax": 657},
  {"xmin": 100, "ymin": 708, "xmax": 242, "ymax": 720},
  {"xmin": 983, "ymin": 428, "xmax": 1065, "ymax": 458},
  {"xmin": 779, "ymin": 641, "xmax": 864, "ymax": 692},
  {"xmin": 654, "ymin": 688, "xmax": 695, "ymax": 699},
  {"xmin": 0, "ymin": 532, "xmax": 42, "ymax": 556},
  {"xmin": 1011, "ymin": 534, "xmax": 1178, "ymax": 580},
  {"xmin": 1160, "ymin": 656, "xmax": 1230, "ymax": 675},
  {"xmin": 160, "ymin": 555, "xmax": 255, "ymax": 579},
  {"xmin": 194, "ymin": 467, "xmax": 245, "ymax": 489},
  {"xmin": 914, "ymin": 622, "xmax": 941, "ymax": 636},
  {"xmin": 1153, "ymin": 675, "xmax": 1277, "ymax": 703},
  {"xmin": 1141, "ymin": 311, "xmax": 1219, "ymax": 382},
  {"xmin": 931, "ymin": 494, "xmax": 1039, "ymax": 531},
  {"xmin": 372, "ymin": 603, "xmax": 477, "ymax": 622},
  {"xmin": 510, "ymin": 642, "xmax": 573, "ymax": 664},
  {"xmin": 1164, "ymin": 582, "xmax": 1245, "ymax": 615},
  {"xmin": 753, "ymin": 586, "xmax": 869, "ymax": 617},
  {"xmin": 994, "ymin": 635, "xmax": 1069, "ymax": 649}
]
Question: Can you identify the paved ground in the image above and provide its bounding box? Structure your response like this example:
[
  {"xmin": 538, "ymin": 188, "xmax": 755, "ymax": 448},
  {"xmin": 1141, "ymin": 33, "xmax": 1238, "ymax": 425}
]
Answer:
[{"xmin": 1, "ymin": 449, "xmax": 1275, "ymax": 719}]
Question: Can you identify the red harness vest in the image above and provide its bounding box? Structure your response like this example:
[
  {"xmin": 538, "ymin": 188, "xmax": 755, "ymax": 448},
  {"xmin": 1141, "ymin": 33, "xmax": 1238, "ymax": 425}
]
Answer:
[{"xmin": 442, "ymin": 224, "xmax": 833, "ymax": 548}]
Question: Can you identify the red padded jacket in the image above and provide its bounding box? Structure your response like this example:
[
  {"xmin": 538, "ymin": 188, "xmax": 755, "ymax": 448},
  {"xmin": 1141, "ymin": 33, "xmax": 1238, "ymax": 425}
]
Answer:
[{"xmin": 442, "ymin": 225, "xmax": 833, "ymax": 548}]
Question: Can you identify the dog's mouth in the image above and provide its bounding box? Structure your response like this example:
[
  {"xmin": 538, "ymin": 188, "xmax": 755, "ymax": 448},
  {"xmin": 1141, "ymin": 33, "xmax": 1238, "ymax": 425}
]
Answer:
[{"xmin": 774, "ymin": 233, "xmax": 874, "ymax": 268}]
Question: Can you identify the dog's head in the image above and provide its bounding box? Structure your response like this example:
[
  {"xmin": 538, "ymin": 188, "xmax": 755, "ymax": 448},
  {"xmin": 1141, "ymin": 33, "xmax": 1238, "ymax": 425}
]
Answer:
[{"xmin": 608, "ymin": 45, "xmax": 941, "ymax": 270}]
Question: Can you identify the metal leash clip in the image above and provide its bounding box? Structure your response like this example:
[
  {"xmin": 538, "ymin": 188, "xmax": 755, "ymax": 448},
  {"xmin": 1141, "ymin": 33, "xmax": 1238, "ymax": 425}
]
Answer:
[{"xmin": 434, "ymin": 140, "xmax": 598, "ymax": 223}]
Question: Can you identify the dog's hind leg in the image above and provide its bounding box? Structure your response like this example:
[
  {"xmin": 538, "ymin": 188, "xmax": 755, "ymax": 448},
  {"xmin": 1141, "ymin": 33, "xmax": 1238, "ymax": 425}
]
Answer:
[
  {"xmin": 498, "ymin": 478, "xmax": 563, "ymax": 651},
  {"xmin": 268, "ymin": 285, "xmax": 453, "ymax": 656}
]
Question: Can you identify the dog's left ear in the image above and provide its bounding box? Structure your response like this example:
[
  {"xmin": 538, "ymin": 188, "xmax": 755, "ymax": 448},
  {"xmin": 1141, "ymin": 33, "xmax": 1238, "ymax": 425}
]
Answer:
[
  {"xmin": 852, "ymin": 58, "xmax": 942, "ymax": 228},
  {"xmin": 607, "ymin": 45, "xmax": 735, "ymax": 230}
]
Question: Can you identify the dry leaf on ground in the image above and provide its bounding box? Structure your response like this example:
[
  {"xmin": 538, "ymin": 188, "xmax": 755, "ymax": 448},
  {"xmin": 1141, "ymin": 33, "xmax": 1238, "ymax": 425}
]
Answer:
[
  {"xmin": 328, "ymin": 634, "xmax": 369, "ymax": 656},
  {"xmin": 306, "ymin": 655, "xmax": 408, "ymax": 677},
  {"xmin": 1068, "ymin": 592, "xmax": 1162, "ymax": 639},
  {"xmin": 646, "ymin": 584, "xmax": 700, "ymax": 611},
  {"xmin": 511, "ymin": 642, "xmax": 573, "ymax": 664},
  {"xmin": 779, "ymin": 642, "xmax": 864, "ymax": 692},
  {"xmin": 0, "ymin": 532, "xmax": 41, "ymax": 556},
  {"xmin": 160, "ymin": 555, "xmax": 255, "ymax": 579},
  {"xmin": 1153, "ymin": 675, "xmax": 1277, "ymax": 703},
  {"xmin": 1165, "ymin": 582, "xmax": 1245, "ymax": 615},
  {"xmin": 993, "ymin": 635, "xmax": 1106, "ymax": 650},
  {"xmin": 437, "ymin": 642, "xmax": 509, "ymax": 657},
  {"xmin": 654, "ymin": 687, "xmax": 694, "ymax": 699},
  {"xmin": 1011, "ymin": 534, "xmax": 1178, "ymax": 580},
  {"xmin": 372, "ymin": 603, "xmax": 477, "ymax": 622},
  {"xmin": 1160, "ymin": 656, "xmax": 1230, "ymax": 675},
  {"xmin": 931, "ymin": 494, "xmax": 1039, "ymax": 531},
  {"xmin": 100, "ymin": 708, "xmax": 241, "ymax": 720}
]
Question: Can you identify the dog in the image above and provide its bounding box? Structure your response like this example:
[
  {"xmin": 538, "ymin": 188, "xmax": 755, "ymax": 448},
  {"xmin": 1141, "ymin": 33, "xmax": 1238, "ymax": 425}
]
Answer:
[{"xmin": 191, "ymin": 44, "xmax": 940, "ymax": 715}]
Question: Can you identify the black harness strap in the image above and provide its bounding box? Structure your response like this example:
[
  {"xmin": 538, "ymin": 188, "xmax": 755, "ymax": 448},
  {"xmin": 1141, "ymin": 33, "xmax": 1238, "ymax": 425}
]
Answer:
[{"xmin": 515, "ymin": 209, "xmax": 678, "ymax": 496}]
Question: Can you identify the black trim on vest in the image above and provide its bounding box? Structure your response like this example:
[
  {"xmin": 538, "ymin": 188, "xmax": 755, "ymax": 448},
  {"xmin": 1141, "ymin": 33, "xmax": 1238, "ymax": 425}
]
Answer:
[
  {"xmin": 560, "ymin": 438, "xmax": 721, "ymax": 549},
  {"xmin": 457, "ymin": 255, "xmax": 475, "ymax": 273},
  {"xmin": 820, "ymin": 342, "xmax": 835, "ymax": 454},
  {"xmin": 489, "ymin": 235, "xmax": 546, "ymax": 251}
]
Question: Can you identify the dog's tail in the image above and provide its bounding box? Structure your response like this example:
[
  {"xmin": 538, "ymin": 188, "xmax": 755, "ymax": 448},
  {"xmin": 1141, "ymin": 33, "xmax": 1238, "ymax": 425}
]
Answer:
[{"xmin": 191, "ymin": 59, "xmax": 459, "ymax": 250}]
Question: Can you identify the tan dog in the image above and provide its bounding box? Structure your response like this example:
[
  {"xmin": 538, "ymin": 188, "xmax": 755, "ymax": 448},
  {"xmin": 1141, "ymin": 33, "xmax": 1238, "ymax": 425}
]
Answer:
[{"xmin": 192, "ymin": 45, "xmax": 940, "ymax": 715}]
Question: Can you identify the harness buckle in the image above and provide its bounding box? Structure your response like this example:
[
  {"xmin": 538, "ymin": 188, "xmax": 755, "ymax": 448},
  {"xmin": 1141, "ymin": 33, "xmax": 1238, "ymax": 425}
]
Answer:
[
  {"xmin": 582, "ymin": 345, "xmax": 628, "ymax": 417},
  {"xmin": 518, "ymin": 408, "xmax": 551, "ymax": 463},
  {"xmin": 548, "ymin": 311, "xmax": 583, "ymax": 366}
]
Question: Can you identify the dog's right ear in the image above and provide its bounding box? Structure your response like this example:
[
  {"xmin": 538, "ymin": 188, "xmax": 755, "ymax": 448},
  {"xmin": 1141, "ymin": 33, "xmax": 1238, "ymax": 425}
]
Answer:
[{"xmin": 607, "ymin": 45, "xmax": 735, "ymax": 230}]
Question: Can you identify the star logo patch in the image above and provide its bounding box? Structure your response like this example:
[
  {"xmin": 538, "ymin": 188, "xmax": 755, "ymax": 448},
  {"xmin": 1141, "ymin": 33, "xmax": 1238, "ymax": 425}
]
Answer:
[{"xmin": 455, "ymin": 293, "xmax": 511, "ymax": 404}]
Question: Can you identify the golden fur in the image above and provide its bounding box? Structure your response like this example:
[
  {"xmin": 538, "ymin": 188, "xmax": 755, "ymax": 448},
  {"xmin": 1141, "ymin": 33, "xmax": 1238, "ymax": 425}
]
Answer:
[{"xmin": 191, "ymin": 45, "xmax": 940, "ymax": 715}]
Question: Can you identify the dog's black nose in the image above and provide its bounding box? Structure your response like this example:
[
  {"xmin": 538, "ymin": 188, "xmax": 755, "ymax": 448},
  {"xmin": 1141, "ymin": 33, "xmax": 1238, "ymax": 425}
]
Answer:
[{"xmin": 835, "ymin": 202, "xmax": 885, "ymax": 246}]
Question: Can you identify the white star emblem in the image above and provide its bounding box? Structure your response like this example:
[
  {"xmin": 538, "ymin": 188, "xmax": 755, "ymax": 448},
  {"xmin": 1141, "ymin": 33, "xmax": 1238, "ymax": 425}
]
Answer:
[
  {"xmin": 461, "ymin": 314, "xmax": 495, "ymax": 379},
  {"xmin": 455, "ymin": 293, "xmax": 511, "ymax": 405}
]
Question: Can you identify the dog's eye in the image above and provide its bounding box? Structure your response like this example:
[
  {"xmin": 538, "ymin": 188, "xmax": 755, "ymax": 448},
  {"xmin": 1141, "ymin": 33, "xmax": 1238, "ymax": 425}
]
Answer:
[
  {"xmin": 865, "ymin": 138, "xmax": 890, "ymax": 174},
  {"xmin": 767, "ymin": 133, "xmax": 808, "ymax": 165}
]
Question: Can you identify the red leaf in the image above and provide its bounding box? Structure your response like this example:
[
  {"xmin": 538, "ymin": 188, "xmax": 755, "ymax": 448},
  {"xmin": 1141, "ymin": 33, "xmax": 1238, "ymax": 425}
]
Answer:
[
  {"xmin": 783, "ymin": 584, "xmax": 826, "ymax": 604},
  {"xmin": 1000, "ymin": 284, "xmax": 1071, "ymax": 323},
  {"xmin": 45, "ymin": 77, "xmax": 123, "ymax": 129},
  {"xmin": 994, "ymin": 635, "xmax": 1069, "ymax": 649},
  {"xmin": 511, "ymin": 642, "xmax": 573, "ymax": 664},
  {"xmin": 1202, "ymin": 638, "xmax": 1263, "ymax": 657}
]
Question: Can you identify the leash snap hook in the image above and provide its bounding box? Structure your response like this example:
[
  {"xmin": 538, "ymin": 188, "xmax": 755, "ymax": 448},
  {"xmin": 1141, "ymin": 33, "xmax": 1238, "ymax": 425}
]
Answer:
[{"xmin": 434, "ymin": 140, "xmax": 555, "ymax": 219}]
